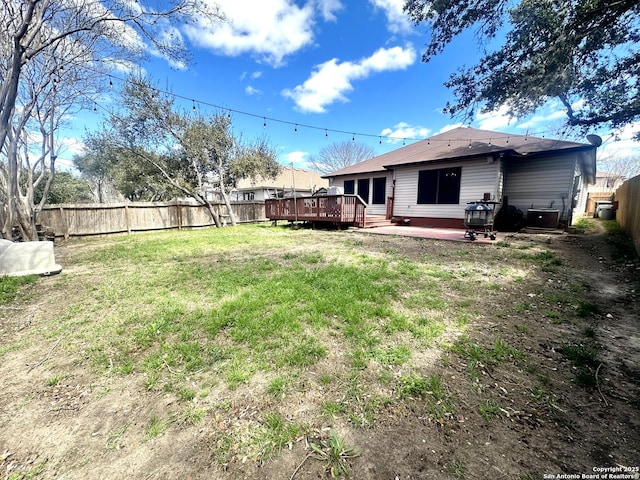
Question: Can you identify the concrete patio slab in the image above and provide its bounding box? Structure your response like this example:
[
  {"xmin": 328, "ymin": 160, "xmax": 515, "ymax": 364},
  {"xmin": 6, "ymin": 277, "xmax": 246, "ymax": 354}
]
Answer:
[{"xmin": 356, "ymin": 226, "xmax": 500, "ymax": 243}]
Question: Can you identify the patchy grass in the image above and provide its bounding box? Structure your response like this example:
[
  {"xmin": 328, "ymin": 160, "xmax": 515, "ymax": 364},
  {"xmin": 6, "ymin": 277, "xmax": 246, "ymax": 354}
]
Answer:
[
  {"xmin": 2, "ymin": 223, "xmax": 629, "ymax": 478},
  {"xmin": 310, "ymin": 430, "xmax": 361, "ymax": 478},
  {"xmin": 0, "ymin": 275, "xmax": 38, "ymax": 305}
]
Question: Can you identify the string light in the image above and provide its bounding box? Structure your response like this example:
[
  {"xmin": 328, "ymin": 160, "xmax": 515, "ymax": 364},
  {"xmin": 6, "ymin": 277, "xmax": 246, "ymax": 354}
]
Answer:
[
  {"xmin": 85, "ymin": 70, "xmax": 590, "ymax": 149},
  {"xmin": 192, "ymin": 100, "xmax": 196, "ymax": 111},
  {"xmin": 352, "ymin": 134, "xmax": 355, "ymax": 142}
]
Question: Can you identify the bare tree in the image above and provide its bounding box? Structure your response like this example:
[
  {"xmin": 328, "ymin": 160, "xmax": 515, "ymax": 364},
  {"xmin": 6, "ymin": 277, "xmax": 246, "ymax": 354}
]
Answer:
[
  {"xmin": 597, "ymin": 154, "xmax": 640, "ymax": 187},
  {"xmin": 308, "ymin": 141, "xmax": 376, "ymax": 175},
  {"xmin": 0, "ymin": 0, "xmax": 224, "ymax": 239},
  {"xmin": 0, "ymin": 42, "xmax": 91, "ymax": 239},
  {"xmin": 93, "ymin": 76, "xmax": 281, "ymax": 227}
]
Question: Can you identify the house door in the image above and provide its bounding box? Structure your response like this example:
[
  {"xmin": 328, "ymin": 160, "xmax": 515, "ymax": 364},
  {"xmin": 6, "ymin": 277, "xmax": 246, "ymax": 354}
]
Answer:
[{"xmin": 357, "ymin": 178, "xmax": 370, "ymax": 203}]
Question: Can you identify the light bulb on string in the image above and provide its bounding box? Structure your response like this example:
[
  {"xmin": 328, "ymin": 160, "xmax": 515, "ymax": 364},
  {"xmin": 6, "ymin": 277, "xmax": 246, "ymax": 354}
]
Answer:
[
  {"xmin": 263, "ymin": 117, "xmax": 267, "ymax": 128},
  {"xmin": 447, "ymin": 140, "xmax": 451, "ymax": 147},
  {"xmin": 468, "ymin": 140, "xmax": 472, "ymax": 149},
  {"xmin": 352, "ymin": 134, "xmax": 355, "ymax": 142},
  {"xmin": 294, "ymin": 124, "xmax": 298, "ymax": 133},
  {"xmin": 192, "ymin": 100, "xmax": 196, "ymax": 112},
  {"xmin": 379, "ymin": 136, "xmax": 382, "ymax": 145},
  {"xmin": 325, "ymin": 129, "xmax": 328, "ymax": 139},
  {"xmin": 488, "ymin": 139, "xmax": 492, "ymax": 146},
  {"xmin": 109, "ymin": 77, "xmax": 113, "ymax": 88}
]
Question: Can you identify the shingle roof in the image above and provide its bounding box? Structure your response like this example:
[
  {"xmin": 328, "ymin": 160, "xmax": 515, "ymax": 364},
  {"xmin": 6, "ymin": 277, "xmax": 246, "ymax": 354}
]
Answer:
[
  {"xmin": 325, "ymin": 126, "xmax": 596, "ymax": 177},
  {"xmin": 236, "ymin": 167, "xmax": 328, "ymax": 191}
]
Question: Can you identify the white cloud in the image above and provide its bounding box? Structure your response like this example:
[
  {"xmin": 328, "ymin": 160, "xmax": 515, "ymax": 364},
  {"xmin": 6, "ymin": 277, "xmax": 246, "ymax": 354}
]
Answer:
[
  {"xmin": 380, "ymin": 122, "xmax": 430, "ymax": 142},
  {"xmin": 183, "ymin": 0, "xmax": 318, "ymax": 67},
  {"xmin": 598, "ymin": 122, "xmax": 640, "ymax": 159},
  {"xmin": 283, "ymin": 150, "xmax": 311, "ymax": 168},
  {"xmin": 475, "ymin": 105, "xmax": 518, "ymax": 131},
  {"xmin": 282, "ymin": 45, "xmax": 416, "ymax": 113},
  {"xmin": 245, "ymin": 86, "xmax": 261, "ymax": 96},
  {"xmin": 315, "ymin": 0, "xmax": 343, "ymax": 21},
  {"xmin": 369, "ymin": 0, "xmax": 413, "ymax": 34}
]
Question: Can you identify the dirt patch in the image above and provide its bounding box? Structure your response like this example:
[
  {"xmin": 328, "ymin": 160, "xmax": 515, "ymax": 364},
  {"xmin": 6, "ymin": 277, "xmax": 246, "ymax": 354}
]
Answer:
[{"xmin": 1, "ymin": 228, "xmax": 639, "ymax": 480}]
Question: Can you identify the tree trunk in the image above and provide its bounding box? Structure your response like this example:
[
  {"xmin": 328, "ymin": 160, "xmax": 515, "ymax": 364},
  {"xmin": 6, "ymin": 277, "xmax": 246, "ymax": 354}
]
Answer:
[
  {"xmin": 203, "ymin": 199, "xmax": 222, "ymax": 228},
  {"xmin": 219, "ymin": 188, "xmax": 237, "ymax": 226}
]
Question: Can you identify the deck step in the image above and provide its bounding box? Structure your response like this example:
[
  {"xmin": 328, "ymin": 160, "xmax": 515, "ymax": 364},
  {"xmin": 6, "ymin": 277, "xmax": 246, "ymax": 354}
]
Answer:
[{"xmin": 362, "ymin": 216, "xmax": 393, "ymax": 228}]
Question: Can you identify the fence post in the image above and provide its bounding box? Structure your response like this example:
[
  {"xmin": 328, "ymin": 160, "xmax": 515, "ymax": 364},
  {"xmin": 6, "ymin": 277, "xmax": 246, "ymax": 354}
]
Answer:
[
  {"xmin": 59, "ymin": 206, "xmax": 69, "ymax": 240},
  {"xmin": 124, "ymin": 204, "xmax": 131, "ymax": 234},
  {"xmin": 176, "ymin": 199, "xmax": 183, "ymax": 230}
]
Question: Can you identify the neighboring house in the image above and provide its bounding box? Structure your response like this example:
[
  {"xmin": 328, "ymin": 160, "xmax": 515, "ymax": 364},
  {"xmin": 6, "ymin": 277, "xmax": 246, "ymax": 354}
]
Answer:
[
  {"xmin": 584, "ymin": 171, "xmax": 625, "ymax": 217},
  {"xmin": 590, "ymin": 171, "xmax": 626, "ymax": 193},
  {"xmin": 232, "ymin": 167, "xmax": 328, "ymax": 202},
  {"xmin": 323, "ymin": 126, "xmax": 598, "ymax": 229}
]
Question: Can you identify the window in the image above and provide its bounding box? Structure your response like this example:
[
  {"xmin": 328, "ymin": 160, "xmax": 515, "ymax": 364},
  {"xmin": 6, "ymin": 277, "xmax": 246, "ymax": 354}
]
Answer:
[
  {"xmin": 372, "ymin": 177, "xmax": 386, "ymax": 204},
  {"xmin": 417, "ymin": 167, "xmax": 461, "ymax": 204},
  {"xmin": 243, "ymin": 192, "xmax": 255, "ymax": 201},
  {"xmin": 357, "ymin": 178, "xmax": 370, "ymax": 203},
  {"xmin": 344, "ymin": 180, "xmax": 355, "ymax": 194}
]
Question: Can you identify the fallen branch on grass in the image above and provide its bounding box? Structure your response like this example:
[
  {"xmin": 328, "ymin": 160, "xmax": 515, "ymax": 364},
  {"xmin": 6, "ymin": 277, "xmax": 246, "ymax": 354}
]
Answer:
[
  {"xmin": 595, "ymin": 363, "xmax": 609, "ymax": 407},
  {"xmin": 28, "ymin": 338, "xmax": 61, "ymax": 373}
]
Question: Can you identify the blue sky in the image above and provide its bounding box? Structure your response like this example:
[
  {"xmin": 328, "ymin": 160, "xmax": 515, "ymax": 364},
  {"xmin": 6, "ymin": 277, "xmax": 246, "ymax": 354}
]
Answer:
[{"xmin": 57, "ymin": 0, "xmax": 639, "ymax": 171}]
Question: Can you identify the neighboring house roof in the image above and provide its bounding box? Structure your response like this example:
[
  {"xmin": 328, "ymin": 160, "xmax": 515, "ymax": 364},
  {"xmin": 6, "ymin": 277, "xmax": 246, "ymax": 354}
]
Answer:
[
  {"xmin": 325, "ymin": 126, "xmax": 597, "ymax": 183},
  {"xmin": 596, "ymin": 171, "xmax": 624, "ymax": 179},
  {"xmin": 236, "ymin": 167, "xmax": 328, "ymax": 191}
]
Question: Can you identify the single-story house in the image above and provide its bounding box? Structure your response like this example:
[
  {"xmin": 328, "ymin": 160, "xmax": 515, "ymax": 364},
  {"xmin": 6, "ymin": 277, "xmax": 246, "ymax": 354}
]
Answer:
[
  {"xmin": 323, "ymin": 126, "xmax": 598, "ymax": 229},
  {"xmin": 231, "ymin": 167, "xmax": 328, "ymax": 202}
]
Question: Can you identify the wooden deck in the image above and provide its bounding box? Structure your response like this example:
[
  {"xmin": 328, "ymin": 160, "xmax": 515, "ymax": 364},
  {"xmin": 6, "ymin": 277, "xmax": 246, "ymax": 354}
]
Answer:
[{"xmin": 265, "ymin": 195, "xmax": 368, "ymax": 228}]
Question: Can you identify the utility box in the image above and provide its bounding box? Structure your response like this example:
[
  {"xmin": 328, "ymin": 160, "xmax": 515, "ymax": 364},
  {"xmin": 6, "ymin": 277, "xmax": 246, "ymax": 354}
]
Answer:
[{"xmin": 526, "ymin": 209, "xmax": 559, "ymax": 228}]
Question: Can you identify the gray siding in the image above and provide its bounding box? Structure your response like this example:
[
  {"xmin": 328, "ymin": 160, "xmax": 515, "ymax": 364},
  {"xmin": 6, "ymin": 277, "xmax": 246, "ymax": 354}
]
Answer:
[
  {"xmin": 393, "ymin": 158, "xmax": 501, "ymax": 219},
  {"xmin": 503, "ymin": 155, "xmax": 577, "ymax": 222}
]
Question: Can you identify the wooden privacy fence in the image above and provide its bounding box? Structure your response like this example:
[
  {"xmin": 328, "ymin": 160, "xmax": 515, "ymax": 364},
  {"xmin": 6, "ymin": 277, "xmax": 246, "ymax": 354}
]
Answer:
[
  {"xmin": 615, "ymin": 174, "xmax": 640, "ymax": 257},
  {"xmin": 38, "ymin": 201, "xmax": 267, "ymax": 238}
]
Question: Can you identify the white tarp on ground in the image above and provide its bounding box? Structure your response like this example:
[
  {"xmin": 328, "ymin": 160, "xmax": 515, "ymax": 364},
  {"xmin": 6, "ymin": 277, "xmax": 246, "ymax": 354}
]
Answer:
[{"xmin": 0, "ymin": 239, "xmax": 62, "ymax": 277}]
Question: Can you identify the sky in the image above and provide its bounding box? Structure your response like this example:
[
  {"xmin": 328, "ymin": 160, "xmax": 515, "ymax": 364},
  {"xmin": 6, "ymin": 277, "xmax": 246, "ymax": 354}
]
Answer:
[{"xmin": 57, "ymin": 0, "xmax": 640, "ymax": 172}]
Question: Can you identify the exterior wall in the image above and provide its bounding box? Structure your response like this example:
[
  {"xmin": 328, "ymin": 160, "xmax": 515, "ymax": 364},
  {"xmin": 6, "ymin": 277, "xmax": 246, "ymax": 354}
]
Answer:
[
  {"xmin": 502, "ymin": 154, "xmax": 577, "ymax": 224},
  {"xmin": 572, "ymin": 163, "xmax": 591, "ymax": 223},
  {"xmin": 392, "ymin": 157, "xmax": 501, "ymax": 220},
  {"xmin": 329, "ymin": 172, "xmax": 393, "ymax": 216}
]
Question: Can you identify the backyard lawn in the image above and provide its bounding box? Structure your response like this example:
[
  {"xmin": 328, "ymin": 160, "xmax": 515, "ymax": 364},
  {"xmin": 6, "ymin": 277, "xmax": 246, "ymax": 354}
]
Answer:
[{"xmin": 1, "ymin": 222, "xmax": 638, "ymax": 479}]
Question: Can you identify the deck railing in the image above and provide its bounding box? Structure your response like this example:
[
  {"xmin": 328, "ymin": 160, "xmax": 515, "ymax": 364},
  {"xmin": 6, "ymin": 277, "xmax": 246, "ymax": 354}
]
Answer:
[{"xmin": 265, "ymin": 194, "xmax": 367, "ymax": 227}]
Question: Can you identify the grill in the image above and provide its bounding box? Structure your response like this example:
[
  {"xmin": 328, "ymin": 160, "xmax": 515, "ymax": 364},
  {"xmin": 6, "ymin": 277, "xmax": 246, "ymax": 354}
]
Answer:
[{"xmin": 464, "ymin": 201, "xmax": 497, "ymax": 241}]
